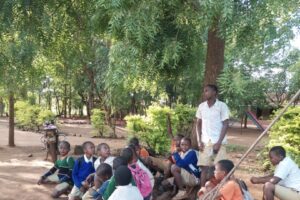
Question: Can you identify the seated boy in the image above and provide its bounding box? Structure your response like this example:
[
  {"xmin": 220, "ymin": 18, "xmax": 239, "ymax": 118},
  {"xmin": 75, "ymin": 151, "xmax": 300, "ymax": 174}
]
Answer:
[
  {"xmin": 130, "ymin": 135, "xmax": 183, "ymax": 179},
  {"xmin": 214, "ymin": 160, "xmax": 243, "ymax": 200},
  {"xmin": 38, "ymin": 141, "xmax": 75, "ymax": 198},
  {"xmin": 94, "ymin": 143, "xmax": 115, "ymax": 170},
  {"xmin": 171, "ymin": 137, "xmax": 200, "ymax": 199},
  {"xmin": 108, "ymin": 166, "xmax": 143, "ymax": 200},
  {"xmin": 250, "ymin": 146, "xmax": 300, "ymax": 200},
  {"xmin": 88, "ymin": 163, "xmax": 113, "ymax": 200},
  {"xmin": 102, "ymin": 156, "xmax": 136, "ymax": 200},
  {"xmin": 69, "ymin": 141, "xmax": 96, "ymax": 200}
]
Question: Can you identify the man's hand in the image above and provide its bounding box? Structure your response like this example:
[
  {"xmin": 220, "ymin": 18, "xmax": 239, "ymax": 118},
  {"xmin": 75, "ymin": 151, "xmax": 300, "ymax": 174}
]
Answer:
[
  {"xmin": 198, "ymin": 142, "xmax": 205, "ymax": 152},
  {"xmin": 213, "ymin": 143, "xmax": 221, "ymax": 154}
]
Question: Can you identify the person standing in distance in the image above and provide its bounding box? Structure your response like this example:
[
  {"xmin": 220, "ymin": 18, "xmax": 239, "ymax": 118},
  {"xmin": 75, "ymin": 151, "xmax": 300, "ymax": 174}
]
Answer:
[{"xmin": 196, "ymin": 84, "xmax": 230, "ymax": 188}]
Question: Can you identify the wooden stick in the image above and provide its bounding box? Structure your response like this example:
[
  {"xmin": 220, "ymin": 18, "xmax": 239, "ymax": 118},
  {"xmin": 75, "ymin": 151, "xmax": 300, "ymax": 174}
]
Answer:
[{"xmin": 203, "ymin": 89, "xmax": 300, "ymax": 200}]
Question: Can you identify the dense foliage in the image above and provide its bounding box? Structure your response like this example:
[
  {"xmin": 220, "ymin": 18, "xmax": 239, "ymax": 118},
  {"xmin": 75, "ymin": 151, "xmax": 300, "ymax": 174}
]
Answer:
[{"xmin": 125, "ymin": 104, "xmax": 195, "ymax": 154}]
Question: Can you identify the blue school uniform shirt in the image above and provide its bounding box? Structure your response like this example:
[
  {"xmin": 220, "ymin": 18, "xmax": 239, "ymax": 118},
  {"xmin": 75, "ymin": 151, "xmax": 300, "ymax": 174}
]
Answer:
[
  {"xmin": 173, "ymin": 149, "xmax": 200, "ymax": 177},
  {"xmin": 92, "ymin": 179, "xmax": 110, "ymax": 199},
  {"xmin": 72, "ymin": 155, "xmax": 96, "ymax": 188}
]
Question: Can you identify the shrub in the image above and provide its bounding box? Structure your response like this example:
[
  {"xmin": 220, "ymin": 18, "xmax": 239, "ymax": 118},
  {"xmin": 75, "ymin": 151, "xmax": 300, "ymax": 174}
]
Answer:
[
  {"xmin": 125, "ymin": 104, "xmax": 195, "ymax": 155},
  {"xmin": 262, "ymin": 106, "xmax": 300, "ymax": 170},
  {"xmin": 174, "ymin": 104, "xmax": 196, "ymax": 136},
  {"xmin": 37, "ymin": 110, "xmax": 56, "ymax": 125},
  {"xmin": 15, "ymin": 101, "xmax": 54, "ymax": 131},
  {"xmin": 91, "ymin": 109, "xmax": 107, "ymax": 137}
]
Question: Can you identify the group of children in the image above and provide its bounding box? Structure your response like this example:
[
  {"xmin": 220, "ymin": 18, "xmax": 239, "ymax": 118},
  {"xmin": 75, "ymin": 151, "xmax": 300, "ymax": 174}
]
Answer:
[{"xmin": 38, "ymin": 136, "xmax": 300, "ymax": 200}]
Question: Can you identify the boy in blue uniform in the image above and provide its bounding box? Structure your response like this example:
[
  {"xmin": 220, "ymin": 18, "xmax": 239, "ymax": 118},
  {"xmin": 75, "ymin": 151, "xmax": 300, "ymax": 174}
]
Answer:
[{"xmin": 69, "ymin": 141, "xmax": 96, "ymax": 200}]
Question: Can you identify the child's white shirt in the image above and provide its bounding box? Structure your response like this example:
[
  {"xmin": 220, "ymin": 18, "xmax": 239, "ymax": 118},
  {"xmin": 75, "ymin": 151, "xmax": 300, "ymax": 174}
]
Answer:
[
  {"xmin": 274, "ymin": 156, "xmax": 300, "ymax": 191},
  {"xmin": 94, "ymin": 156, "xmax": 115, "ymax": 170},
  {"xmin": 108, "ymin": 184, "xmax": 143, "ymax": 200}
]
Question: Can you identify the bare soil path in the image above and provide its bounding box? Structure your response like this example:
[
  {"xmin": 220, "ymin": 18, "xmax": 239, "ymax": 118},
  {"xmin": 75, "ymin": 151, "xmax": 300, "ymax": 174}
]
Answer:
[{"xmin": 0, "ymin": 118, "xmax": 268, "ymax": 200}]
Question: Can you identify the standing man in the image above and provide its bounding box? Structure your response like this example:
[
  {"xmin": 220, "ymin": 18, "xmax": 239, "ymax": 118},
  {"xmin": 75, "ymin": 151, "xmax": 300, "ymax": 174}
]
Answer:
[{"xmin": 196, "ymin": 84, "xmax": 230, "ymax": 188}]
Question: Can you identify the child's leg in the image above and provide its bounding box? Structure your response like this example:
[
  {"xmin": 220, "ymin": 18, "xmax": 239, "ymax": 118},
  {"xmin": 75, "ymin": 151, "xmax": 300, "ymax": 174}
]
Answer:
[
  {"xmin": 171, "ymin": 164, "xmax": 184, "ymax": 190},
  {"xmin": 68, "ymin": 186, "xmax": 84, "ymax": 200},
  {"xmin": 45, "ymin": 174, "xmax": 60, "ymax": 183},
  {"xmin": 163, "ymin": 160, "xmax": 173, "ymax": 179},
  {"xmin": 51, "ymin": 182, "xmax": 70, "ymax": 198}
]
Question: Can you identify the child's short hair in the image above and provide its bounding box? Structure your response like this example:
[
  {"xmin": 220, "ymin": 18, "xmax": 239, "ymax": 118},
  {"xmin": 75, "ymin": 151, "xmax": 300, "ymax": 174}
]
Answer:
[
  {"xmin": 113, "ymin": 156, "xmax": 127, "ymax": 170},
  {"xmin": 97, "ymin": 143, "xmax": 109, "ymax": 151},
  {"xmin": 120, "ymin": 147, "xmax": 134, "ymax": 164},
  {"xmin": 181, "ymin": 137, "xmax": 191, "ymax": 145},
  {"xmin": 114, "ymin": 166, "xmax": 132, "ymax": 186},
  {"xmin": 96, "ymin": 163, "xmax": 113, "ymax": 178},
  {"xmin": 129, "ymin": 137, "xmax": 140, "ymax": 147},
  {"xmin": 270, "ymin": 146, "xmax": 286, "ymax": 157},
  {"xmin": 82, "ymin": 141, "xmax": 94, "ymax": 150},
  {"xmin": 174, "ymin": 134, "xmax": 184, "ymax": 140},
  {"xmin": 59, "ymin": 141, "xmax": 71, "ymax": 150},
  {"xmin": 217, "ymin": 160, "xmax": 234, "ymax": 174}
]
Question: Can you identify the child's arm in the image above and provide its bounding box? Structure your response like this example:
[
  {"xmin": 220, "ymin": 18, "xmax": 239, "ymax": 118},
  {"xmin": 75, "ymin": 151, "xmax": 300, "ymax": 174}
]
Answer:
[
  {"xmin": 37, "ymin": 166, "xmax": 58, "ymax": 184},
  {"xmin": 72, "ymin": 159, "xmax": 82, "ymax": 188},
  {"xmin": 173, "ymin": 151, "xmax": 197, "ymax": 168}
]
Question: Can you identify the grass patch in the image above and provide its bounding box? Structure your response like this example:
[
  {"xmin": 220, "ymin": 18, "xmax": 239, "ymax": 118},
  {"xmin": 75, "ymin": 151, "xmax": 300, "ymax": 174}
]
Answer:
[{"xmin": 226, "ymin": 144, "xmax": 247, "ymax": 153}]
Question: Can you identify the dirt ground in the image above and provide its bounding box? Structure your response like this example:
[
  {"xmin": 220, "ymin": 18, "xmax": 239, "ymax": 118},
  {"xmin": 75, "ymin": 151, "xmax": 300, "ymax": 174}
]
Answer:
[{"xmin": 0, "ymin": 118, "xmax": 268, "ymax": 200}]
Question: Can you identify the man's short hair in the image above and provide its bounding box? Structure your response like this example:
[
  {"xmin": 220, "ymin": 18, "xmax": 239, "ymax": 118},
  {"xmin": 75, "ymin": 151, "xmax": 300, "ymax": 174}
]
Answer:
[
  {"xmin": 270, "ymin": 146, "xmax": 286, "ymax": 157},
  {"xmin": 82, "ymin": 141, "xmax": 94, "ymax": 150},
  {"xmin": 114, "ymin": 166, "xmax": 132, "ymax": 186},
  {"xmin": 206, "ymin": 84, "xmax": 218, "ymax": 93},
  {"xmin": 217, "ymin": 159, "xmax": 234, "ymax": 174},
  {"xmin": 96, "ymin": 163, "xmax": 112, "ymax": 178}
]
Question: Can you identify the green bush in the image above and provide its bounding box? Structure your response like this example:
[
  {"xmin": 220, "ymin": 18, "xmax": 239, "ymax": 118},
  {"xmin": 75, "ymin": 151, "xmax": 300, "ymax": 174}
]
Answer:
[
  {"xmin": 125, "ymin": 104, "xmax": 195, "ymax": 154},
  {"xmin": 37, "ymin": 110, "xmax": 55, "ymax": 125},
  {"xmin": 262, "ymin": 106, "xmax": 300, "ymax": 170},
  {"xmin": 91, "ymin": 109, "xmax": 107, "ymax": 137},
  {"xmin": 174, "ymin": 104, "xmax": 196, "ymax": 136},
  {"xmin": 15, "ymin": 101, "xmax": 54, "ymax": 131}
]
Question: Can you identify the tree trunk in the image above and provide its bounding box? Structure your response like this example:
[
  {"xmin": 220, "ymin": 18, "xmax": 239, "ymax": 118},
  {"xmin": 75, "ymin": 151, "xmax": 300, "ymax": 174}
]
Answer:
[
  {"xmin": 68, "ymin": 84, "xmax": 72, "ymax": 117},
  {"xmin": 203, "ymin": 23, "xmax": 225, "ymax": 89},
  {"xmin": 63, "ymin": 84, "xmax": 67, "ymax": 118},
  {"xmin": 8, "ymin": 92, "xmax": 15, "ymax": 147}
]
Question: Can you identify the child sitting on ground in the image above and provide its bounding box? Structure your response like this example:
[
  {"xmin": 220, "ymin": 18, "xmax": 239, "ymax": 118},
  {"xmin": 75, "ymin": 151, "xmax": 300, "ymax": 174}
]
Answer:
[
  {"xmin": 38, "ymin": 141, "xmax": 75, "ymax": 198},
  {"xmin": 69, "ymin": 141, "xmax": 96, "ymax": 200},
  {"xmin": 102, "ymin": 156, "xmax": 137, "ymax": 200},
  {"xmin": 171, "ymin": 137, "xmax": 200, "ymax": 199},
  {"xmin": 82, "ymin": 143, "xmax": 115, "ymax": 200},
  {"xmin": 94, "ymin": 143, "xmax": 115, "ymax": 170},
  {"xmin": 121, "ymin": 147, "xmax": 153, "ymax": 200},
  {"xmin": 213, "ymin": 160, "xmax": 243, "ymax": 200},
  {"xmin": 89, "ymin": 163, "xmax": 113, "ymax": 200},
  {"xmin": 108, "ymin": 166, "xmax": 143, "ymax": 200}
]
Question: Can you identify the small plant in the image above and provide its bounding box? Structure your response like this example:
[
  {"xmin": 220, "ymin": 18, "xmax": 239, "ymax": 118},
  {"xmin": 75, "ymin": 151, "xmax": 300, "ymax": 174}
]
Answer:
[{"xmin": 91, "ymin": 109, "xmax": 107, "ymax": 137}]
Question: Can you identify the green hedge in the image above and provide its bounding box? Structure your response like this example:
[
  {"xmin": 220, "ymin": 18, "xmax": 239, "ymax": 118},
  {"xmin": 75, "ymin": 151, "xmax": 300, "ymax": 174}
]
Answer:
[
  {"xmin": 125, "ymin": 104, "xmax": 195, "ymax": 154},
  {"xmin": 262, "ymin": 106, "xmax": 300, "ymax": 170}
]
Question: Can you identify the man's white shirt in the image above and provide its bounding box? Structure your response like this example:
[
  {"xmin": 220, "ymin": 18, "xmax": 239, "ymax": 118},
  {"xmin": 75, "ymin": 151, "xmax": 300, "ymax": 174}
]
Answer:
[{"xmin": 196, "ymin": 99, "xmax": 230, "ymax": 144}]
